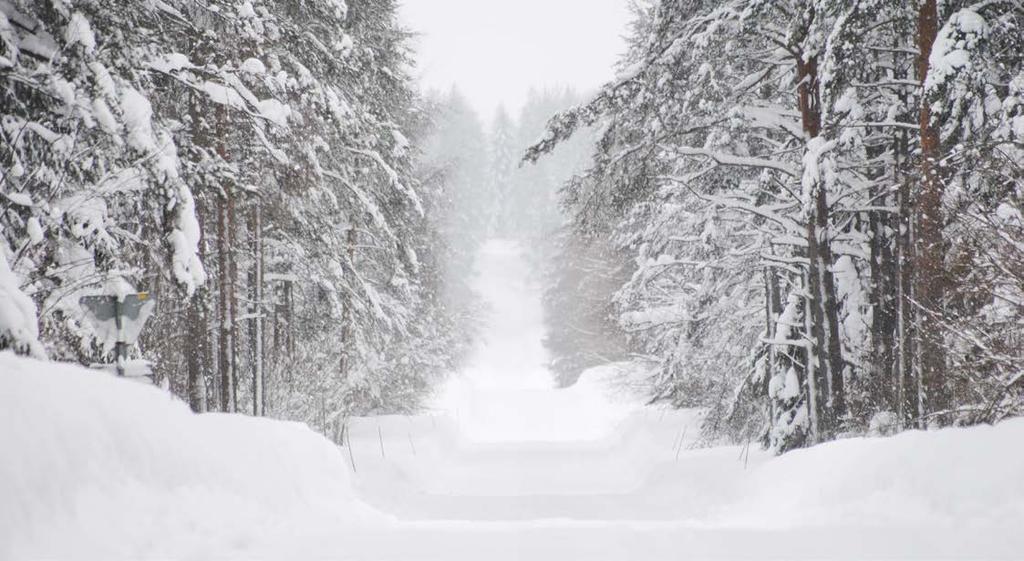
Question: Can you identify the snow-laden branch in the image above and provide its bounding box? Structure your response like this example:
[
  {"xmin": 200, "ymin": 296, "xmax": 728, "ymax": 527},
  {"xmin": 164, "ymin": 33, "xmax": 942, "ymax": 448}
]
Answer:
[
  {"xmin": 343, "ymin": 147, "xmax": 424, "ymax": 217},
  {"xmin": 658, "ymin": 145, "xmax": 800, "ymax": 178}
]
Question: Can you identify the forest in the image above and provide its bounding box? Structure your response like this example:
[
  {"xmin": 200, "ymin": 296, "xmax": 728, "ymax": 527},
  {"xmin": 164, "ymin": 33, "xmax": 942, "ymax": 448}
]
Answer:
[
  {"xmin": 0, "ymin": 0, "xmax": 473, "ymax": 438},
  {"xmin": 4, "ymin": 1, "xmax": 1024, "ymax": 558},
  {"xmin": 529, "ymin": 0, "xmax": 1024, "ymax": 451},
  {"xmin": 2, "ymin": 0, "xmax": 1023, "ymax": 457}
]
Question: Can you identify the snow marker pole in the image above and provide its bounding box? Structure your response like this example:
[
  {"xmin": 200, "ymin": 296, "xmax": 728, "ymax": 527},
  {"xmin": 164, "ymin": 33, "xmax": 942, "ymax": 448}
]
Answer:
[
  {"xmin": 114, "ymin": 298, "xmax": 125, "ymax": 377},
  {"xmin": 675, "ymin": 425, "xmax": 689, "ymax": 462}
]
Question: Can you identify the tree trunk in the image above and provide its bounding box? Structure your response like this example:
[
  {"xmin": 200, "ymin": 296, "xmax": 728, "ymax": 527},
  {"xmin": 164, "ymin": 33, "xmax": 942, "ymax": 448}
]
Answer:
[
  {"xmin": 340, "ymin": 227, "xmax": 357, "ymax": 376},
  {"xmin": 915, "ymin": 0, "xmax": 950, "ymax": 423},
  {"xmin": 867, "ymin": 138, "xmax": 897, "ymax": 412},
  {"xmin": 897, "ymin": 170, "xmax": 919, "ymax": 426},
  {"xmin": 215, "ymin": 104, "xmax": 235, "ymax": 413},
  {"xmin": 814, "ymin": 169, "xmax": 847, "ymax": 427},
  {"xmin": 185, "ymin": 88, "xmax": 209, "ymax": 414},
  {"xmin": 186, "ymin": 292, "xmax": 206, "ymax": 413},
  {"xmin": 798, "ymin": 55, "xmax": 846, "ymax": 438},
  {"xmin": 250, "ymin": 201, "xmax": 265, "ymax": 416},
  {"xmin": 216, "ymin": 195, "xmax": 233, "ymax": 412},
  {"xmin": 227, "ymin": 188, "xmax": 239, "ymax": 413},
  {"xmin": 803, "ymin": 278, "xmax": 821, "ymax": 441}
]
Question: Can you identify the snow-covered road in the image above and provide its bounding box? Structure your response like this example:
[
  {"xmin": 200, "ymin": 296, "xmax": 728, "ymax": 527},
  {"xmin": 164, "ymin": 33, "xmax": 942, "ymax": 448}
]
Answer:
[
  {"xmin": 336, "ymin": 241, "xmax": 1023, "ymax": 560},
  {"xmin": 3, "ymin": 240, "xmax": 1022, "ymax": 560},
  {"xmin": 347, "ymin": 240, "xmax": 724, "ymax": 522}
]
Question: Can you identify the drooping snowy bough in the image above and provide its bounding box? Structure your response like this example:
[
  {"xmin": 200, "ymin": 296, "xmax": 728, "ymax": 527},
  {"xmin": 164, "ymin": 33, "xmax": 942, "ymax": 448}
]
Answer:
[{"xmin": 527, "ymin": 0, "xmax": 1024, "ymax": 451}]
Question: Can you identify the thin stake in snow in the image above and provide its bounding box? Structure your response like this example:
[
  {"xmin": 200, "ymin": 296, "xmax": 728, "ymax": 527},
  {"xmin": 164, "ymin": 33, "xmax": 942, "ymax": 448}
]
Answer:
[
  {"xmin": 347, "ymin": 439, "xmax": 357, "ymax": 474},
  {"xmin": 674, "ymin": 425, "xmax": 689, "ymax": 462}
]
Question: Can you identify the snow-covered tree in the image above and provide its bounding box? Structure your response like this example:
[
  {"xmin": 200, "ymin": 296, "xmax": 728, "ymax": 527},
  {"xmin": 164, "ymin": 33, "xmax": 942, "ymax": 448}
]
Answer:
[
  {"xmin": 1, "ymin": 0, "xmax": 461, "ymax": 440},
  {"xmin": 488, "ymin": 106, "xmax": 517, "ymax": 237},
  {"xmin": 527, "ymin": 0, "xmax": 1024, "ymax": 451}
]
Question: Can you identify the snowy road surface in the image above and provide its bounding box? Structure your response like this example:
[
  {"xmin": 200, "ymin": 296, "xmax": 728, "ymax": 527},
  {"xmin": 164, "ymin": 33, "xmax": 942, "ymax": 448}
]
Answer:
[
  {"xmin": 338, "ymin": 241, "xmax": 1023, "ymax": 560},
  {"xmin": 2, "ymin": 240, "xmax": 1022, "ymax": 560}
]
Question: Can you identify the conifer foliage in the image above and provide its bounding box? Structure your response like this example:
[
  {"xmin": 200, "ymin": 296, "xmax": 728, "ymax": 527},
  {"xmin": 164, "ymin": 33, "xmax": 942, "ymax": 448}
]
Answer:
[
  {"xmin": 0, "ymin": 0, "xmax": 459, "ymax": 436},
  {"xmin": 529, "ymin": 0, "xmax": 1024, "ymax": 451}
]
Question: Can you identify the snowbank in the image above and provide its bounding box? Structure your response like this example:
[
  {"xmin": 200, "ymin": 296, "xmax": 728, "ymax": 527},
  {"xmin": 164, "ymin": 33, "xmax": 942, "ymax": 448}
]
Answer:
[
  {"xmin": 344, "ymin": 400, "xmax": 1024, "ymax": 559},
  {"xmin": 716, "ymin": 418, "xmax": 1024, "ymax": 530},
  {"xmin": 0, "ymin": 353, "xmax": 377, "ymax": 560},
  {"xmin": 0, "ymin": 253, "xmax": 44, "ymax": 357},
  {"xmin": 2, "ymin": 349, "xmax": 1022, "ymax": 560}
]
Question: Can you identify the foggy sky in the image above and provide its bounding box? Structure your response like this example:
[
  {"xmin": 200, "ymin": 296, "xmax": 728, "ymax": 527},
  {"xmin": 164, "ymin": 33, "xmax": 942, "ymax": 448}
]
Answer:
[{"xmin": 398, "ymin": 0, "xmax": 632, "ymax": 119}]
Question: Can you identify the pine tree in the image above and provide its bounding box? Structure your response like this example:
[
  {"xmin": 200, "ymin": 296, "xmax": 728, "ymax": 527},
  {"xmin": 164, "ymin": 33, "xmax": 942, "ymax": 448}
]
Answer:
[{"xmin": 527, "ymin": 0, "xmax": 1024, "ymax": 451}]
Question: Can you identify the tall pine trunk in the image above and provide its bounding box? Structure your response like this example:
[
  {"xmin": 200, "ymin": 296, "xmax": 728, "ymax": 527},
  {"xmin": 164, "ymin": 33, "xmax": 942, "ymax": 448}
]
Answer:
[
  {"xmin": 868, "ymin": 177, "xmax": 897, "ymax": 411},
  {"xmin": 798, "ymin": 55, "xmax": 846, "ymax": 439},
  {"xmin": 898, "ymin": 174, "xmax": 919, "ymax": 425},
  {"xmin": 340, "ymin": 227, "xmax": 357, "ymax": 376},
  {"xmin": 915, "ymin": 0, "xmax": 950, "ymax": 423},
  {"xmin": 867, "ymin": 131, "xmax": 897, "ymax": 412},
  {"xmin": 215, "ymin": 104, "xmax": 236, "ymax": 413},
  {"xmin": 227, "ymin": 190, "xmax": 239, "ymax": 413},
  {"xmin": 185, "ymin": 88, "xmax": 209, "ymax": 414},
  {"xmin": 216, "ymin": 195, "xmax": 232, "ymax": 412},
  {"xmin": 249, "ymin": 201, "xmax": 265, "ymax": 416},
  {"xmin": 186, "ymin": 289, "xmax": 208, "ymax": 413}
]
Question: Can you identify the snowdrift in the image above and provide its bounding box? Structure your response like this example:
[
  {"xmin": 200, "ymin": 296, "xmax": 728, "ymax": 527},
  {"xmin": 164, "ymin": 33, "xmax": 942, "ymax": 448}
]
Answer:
[
  {"xmin": 715, "ymin": 417, "xmax": 1024, "ymax": 530},
  {"xmin": 353, "ymin": 359, "xmax": 1024, "ymax": 532},
  {"xmin": 0, "ymin": 353, "xmax": 377, "ymax": 560},
  {"xmin": 338, "ymin": 372, "xmax": 1024, "ymax": 560},
  {"xmin": 3, "ymin": 350, "xmax": 1023, "ymax": 560}
]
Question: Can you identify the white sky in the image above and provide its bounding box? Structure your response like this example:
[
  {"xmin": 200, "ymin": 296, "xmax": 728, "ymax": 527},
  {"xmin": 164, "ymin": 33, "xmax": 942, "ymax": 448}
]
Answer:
[{"xmin": 398, "ymin": 0, "xmax": 632, "ymax": 120}]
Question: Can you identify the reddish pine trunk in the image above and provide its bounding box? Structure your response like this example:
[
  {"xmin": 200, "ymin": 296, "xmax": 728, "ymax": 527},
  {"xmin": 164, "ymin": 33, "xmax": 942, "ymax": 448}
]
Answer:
[
  {"xmin": 797, "ymin": 58, "xmax": 821, "ymax": 138},
  {"xmin": 915, "ymin": 0, "xmax": 950, "ymax": 423}
]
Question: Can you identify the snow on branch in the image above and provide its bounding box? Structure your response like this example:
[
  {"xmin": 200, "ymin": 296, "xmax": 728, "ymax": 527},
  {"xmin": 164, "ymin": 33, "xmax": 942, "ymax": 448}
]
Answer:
[{"xmin": 658, "ymin": 145, "xmax": 800, "ymax": 178}]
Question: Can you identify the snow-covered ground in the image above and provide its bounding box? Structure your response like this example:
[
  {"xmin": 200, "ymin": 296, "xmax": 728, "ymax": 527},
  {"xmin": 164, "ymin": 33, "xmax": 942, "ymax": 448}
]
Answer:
[
  {"xmin": 0, "ymin": 353, "xmax": 385, "ymax": 561},
  {"xmin": 431, "ymin": 240, "xmax": 639, "ymax": 442},
  {"xmin": 2, "ymin": 240, "xmax": 1023, "ymax": 560}
]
